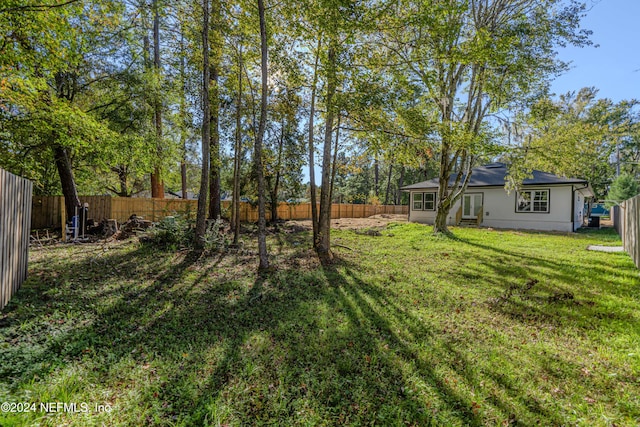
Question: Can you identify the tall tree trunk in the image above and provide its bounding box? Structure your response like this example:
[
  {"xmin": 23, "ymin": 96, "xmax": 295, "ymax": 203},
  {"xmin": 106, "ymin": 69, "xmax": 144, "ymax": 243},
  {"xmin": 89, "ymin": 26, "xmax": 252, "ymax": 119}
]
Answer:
[
  {"xmin": 434, "ymin": 140, "xmax": 474, "ymax": 234},
  {"xmin": 232, "ymin": 44, "xmax": 243, "ymax": 244},
  {"xmin": 150, "ymin": 167, "xmax": 163, "ymax": 198},
  {"xmin": 208, "ymin": 0, "xmax": 222, "ymax": 219},
  {"xmin": 51, "ymin": 72, "xmax": 81, "ymax": 221},
  {"xmin": 142, "ymin": 2, "xmax": 150, "ymax": 67},
  {"xmin": 270, "ymin": 119, "xmax": 285, "ymax": 222},
  {"xmin": 384, "ymin": 163, "xmax": 393, "ymax": 205},
  {"xmin": 329, "ymin": 114, "xmax": 340, "ymax": 203},
  {"xmin": 151, "ymin": 0, "xmax": 164, "ymax": 198},
  {"xmin": 316, "ymin": 44, "xmax": 337, "ymax": 265},
  {"xmin": 180, "ymin": 161, "xmax": 188, "ymax": 199},
  {"xmin": 114, "ymin": 166, "xmax": 129, "ymax": 197},
  {"xmin": 53, "ymin": 145, "xmax": 81, "ymax": 221},
  {"xmin": 195, "ymin": 0, "xmax": 210, "ymax": 248},
  {"xmin": 433, "ymin": 206, "xmax": 448, "ymax": 232},
  {"xmin": 179, "ymin": 26, "xmax": 188, "ymax": 200},
  {"xmin": 396, "ymin": 166, "xmax": 405, "ymax": 205},
  {"xmin": 374, "ymin": 154, "xmax": 379, "ymax": 199},
  {"xmin": 308, "ymin": 38, "xmax": 321, "ymax": 246},
  {"xmin": 255, "ymin": 0, "xmax": 269, "ymax": 270},
  {"xmin": 434, "ymin": 144, "xmax": 452, "ymax": 234}
]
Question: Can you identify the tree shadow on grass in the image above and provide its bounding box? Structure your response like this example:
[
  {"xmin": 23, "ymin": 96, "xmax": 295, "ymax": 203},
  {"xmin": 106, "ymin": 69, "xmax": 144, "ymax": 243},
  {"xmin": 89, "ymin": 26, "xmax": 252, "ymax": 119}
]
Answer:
[
  {"xmin": 449, "ymin": 236, "xmax": 640, "ymax": 329},
  {"xmin": 2, "ymin": 244, "xmax": 411, "ymax": 424},
  {"xmin": 2, "ymin": 237, "xmax": 635, "ymax": 426},
  {"xmin": 323, "ymin": 261, "xmax": 572, "ymax": 427},
  {"xmin": 0, "ymin": 243, "xmax": 457, "ymax": 425},
  {"xmin": 160, "ymin": 263, "xmax": 441, "ymax": 425},
  {"xmin": 1, "ymin": 245, "xmax": 208, "ymax": 387}
]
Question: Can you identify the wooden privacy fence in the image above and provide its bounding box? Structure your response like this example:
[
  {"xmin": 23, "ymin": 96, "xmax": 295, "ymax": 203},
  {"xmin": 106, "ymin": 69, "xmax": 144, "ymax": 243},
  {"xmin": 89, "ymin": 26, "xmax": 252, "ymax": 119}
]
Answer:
[
  {"xmin": 31, "ymin": 196, "xmax": 408, "ymax": 229},
  {"xmin": 617, "ymin": 195, "xmax": 640, "ymax": 269},
  {"xmin": 1, "ymin": 168, "xmax": 33, "ymax": 310},
  {"xmin": 612, "ymin": 205, "xmax": 622, "ymax": 236}
]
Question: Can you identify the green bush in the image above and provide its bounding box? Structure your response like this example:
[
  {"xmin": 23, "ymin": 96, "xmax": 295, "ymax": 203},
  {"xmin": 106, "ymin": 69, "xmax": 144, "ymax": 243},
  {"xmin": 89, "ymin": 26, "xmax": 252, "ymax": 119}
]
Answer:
[
  {"xmin": 144, "ymin": 215, "xmax": 229, "ymax": 252},
  {"xmin": 144, "ymin": 215, "xmax": 194, "ymax": 249},
  {"xmin": 606, "ymin": 174, "xmax": 640, "ymax": 208}
]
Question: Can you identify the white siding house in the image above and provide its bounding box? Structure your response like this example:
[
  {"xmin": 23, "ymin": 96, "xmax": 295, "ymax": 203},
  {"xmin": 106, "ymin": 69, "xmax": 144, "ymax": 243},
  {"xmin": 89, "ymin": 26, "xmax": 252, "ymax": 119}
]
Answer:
[{"xmin": 404, "ymin": 163, "xmax": 594, "ymax": 232}]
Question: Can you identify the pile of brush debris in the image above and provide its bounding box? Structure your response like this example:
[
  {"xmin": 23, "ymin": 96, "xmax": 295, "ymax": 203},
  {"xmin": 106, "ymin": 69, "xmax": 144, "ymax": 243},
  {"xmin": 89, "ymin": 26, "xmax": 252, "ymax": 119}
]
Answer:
[{"xmin": 88, "ymin": 214, "xmax": 152, "ymax": 240}]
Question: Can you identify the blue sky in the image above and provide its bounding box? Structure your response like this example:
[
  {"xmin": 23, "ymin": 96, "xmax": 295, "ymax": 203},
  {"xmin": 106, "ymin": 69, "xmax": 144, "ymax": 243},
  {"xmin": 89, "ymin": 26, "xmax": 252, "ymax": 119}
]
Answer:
[{"xmin": 550, "ymin": 0, "xmax": 640, "ymax": 102}]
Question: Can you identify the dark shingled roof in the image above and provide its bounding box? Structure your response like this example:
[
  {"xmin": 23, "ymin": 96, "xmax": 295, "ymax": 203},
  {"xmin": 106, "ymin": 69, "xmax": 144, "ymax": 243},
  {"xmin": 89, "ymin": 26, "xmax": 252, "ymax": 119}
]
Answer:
[{"xmin": 401, "ymin": 163, "xmax": 589, "ymax": 190}]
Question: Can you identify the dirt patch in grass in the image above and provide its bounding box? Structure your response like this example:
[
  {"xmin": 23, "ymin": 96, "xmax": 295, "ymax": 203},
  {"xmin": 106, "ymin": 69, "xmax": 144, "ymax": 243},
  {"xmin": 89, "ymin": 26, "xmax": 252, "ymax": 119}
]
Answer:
[{"xmin": 283, "ymin": 213, "xmax": 407, "ymax": 232}]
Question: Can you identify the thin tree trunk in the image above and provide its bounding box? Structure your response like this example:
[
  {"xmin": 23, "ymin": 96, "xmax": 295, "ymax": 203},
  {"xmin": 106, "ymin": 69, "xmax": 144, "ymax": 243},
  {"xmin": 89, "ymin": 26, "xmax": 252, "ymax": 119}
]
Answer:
[
  {"xmin": 53, "ymin": 145, "xmax": 81, "ymax": 222},
  {"xmin": 195, "ymin": 0, "xmax": 210, "ymax": 248},
  {"xmin": 232, "ymin": 43, "xmax": 243, "ymax": 244},
  {"xmin": 308, "ymin": 38, "xmax": 321, "ymax": 246},
  {"xmin": 271, "ymin": 118, "xmax": 285, "ymax": 222},
  {"xmin": 374, "ymin": 154, "xmax": 379, "ymax": 199},
  {"xmin": 255, "ymin": 0, "xmax": 269, "ymax": 270},
  {"xmin": 141, "ymin": 2, "xmax": 157, "ymax": 197},
  {"xmin": 396, "ymin": 165, "xmax": 405, "ymax": 205},
  {"xmin": 180, "ymin": 164, "xmax": 188, "ymax": 198},
  {"xmin": 208, "ymin": 0, "xmax": 221, "ymax": 219},
  {"xmin": 151, "ymin": 0, "xmax": 164, "ymax": 198},
  {"xmin": 142, "ymin": 3, "xmax": 150, "ymax": 67},
  {"xmin": 384, "ymin": 163, "xmax": 393, "ymax": 205},
  {"xmin": 329, "ymin": 114, "xmax": 341, "ymax": 203},
  {"xmin": 316, "ymin": 44, "xmax": 337, "ymax": 265},
  {"xmin": 179, "ymin": 27, "xmax": 188, "ymax": 199}
]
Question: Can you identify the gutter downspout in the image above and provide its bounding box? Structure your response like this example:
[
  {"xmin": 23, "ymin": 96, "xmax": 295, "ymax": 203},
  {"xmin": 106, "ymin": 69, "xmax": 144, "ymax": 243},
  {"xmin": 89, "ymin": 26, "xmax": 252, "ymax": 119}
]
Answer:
[
  {"xmin": 571, "ymin": 185, "xmax": 574, "ymax": 231},
  {"xmin": 572, "ymin": 183, "xmax": 590, "ymax": 231}
]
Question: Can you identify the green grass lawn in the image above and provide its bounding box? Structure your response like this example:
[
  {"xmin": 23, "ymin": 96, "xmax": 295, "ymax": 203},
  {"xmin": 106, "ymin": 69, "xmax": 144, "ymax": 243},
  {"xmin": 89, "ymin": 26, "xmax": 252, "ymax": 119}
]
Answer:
[{"xmin": 1, "ymin": 224, "xmax": 638, "ymax": 426}]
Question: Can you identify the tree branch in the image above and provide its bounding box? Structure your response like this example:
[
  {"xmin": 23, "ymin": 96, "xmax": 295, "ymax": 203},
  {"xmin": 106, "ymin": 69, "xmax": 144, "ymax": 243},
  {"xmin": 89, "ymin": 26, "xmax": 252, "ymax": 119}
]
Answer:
[
  {"xmin": 340, "ymin": 124, "xmax": 431, "ymax": 143},
  {"xmin": 1, "ymin": 0, "xmax": 81, "ymax": 13}
]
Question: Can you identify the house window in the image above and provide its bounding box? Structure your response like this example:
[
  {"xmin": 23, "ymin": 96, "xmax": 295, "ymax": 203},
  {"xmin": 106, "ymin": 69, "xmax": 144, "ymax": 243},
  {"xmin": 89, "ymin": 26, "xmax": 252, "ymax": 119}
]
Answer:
[
  {"xmin": 412, "ymin": 193, "xmax": 423, "ymax": 210},
  {"xmin": 516, "ymin": 189, "xmax": 549, "ymax": 213},
  {"xmin": 412, "ymin": 192, "xmax": 436, "ymax": 211},
  {"xmin": 423, "ymin": 192, "xmax": 436, "ymax": 211}
]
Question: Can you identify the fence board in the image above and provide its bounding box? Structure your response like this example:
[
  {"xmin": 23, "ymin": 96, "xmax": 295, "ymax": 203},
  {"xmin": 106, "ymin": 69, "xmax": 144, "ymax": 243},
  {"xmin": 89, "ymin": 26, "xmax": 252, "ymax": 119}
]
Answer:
[{"xmin": 1, "ymin": 168, "xmax": 33, "ymax": 310}]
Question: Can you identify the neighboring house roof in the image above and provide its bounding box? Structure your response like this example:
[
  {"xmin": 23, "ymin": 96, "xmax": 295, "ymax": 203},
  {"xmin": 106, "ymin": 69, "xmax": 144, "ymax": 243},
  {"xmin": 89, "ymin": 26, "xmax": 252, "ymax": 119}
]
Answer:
[
  {"xmin": 402, "ymin": 162, "xmax": 590, "ymax": 190},
  {"xmin": 132, "ymin": 190, "xmax": 181, "ymax": 199},
  {"xmin": 167, "ymin": 190, "xmax": 198, "ymax": 200},
  {"xmin": 130, "ymin": 190, "xmax": 197, "ymax": 199}
]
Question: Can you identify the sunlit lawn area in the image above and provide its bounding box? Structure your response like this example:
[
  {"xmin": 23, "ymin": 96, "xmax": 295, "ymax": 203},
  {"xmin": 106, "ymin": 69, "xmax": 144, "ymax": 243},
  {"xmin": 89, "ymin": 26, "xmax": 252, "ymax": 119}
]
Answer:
[{"xmin": 1, "ymin": 224, "xmax": 638, "ymax": 426}]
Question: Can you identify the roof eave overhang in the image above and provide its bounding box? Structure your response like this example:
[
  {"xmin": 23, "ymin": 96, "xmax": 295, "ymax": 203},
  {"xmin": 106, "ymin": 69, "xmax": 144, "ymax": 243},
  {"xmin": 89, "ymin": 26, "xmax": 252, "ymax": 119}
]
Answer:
[
  {"xmin": 575, "ymin": 183, "xmax": 595, "ymax": 198},
  {"xmin": 402, "ymin": 181, "xmax": 589, "ymax": 191}
]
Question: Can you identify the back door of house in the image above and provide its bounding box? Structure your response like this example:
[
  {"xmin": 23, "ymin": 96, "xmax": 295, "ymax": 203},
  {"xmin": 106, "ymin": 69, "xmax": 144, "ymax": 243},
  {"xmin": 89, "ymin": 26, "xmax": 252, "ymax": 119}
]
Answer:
[{"xmin": 462, "ymin": 193, "xmax": 483, "ymax": 219}]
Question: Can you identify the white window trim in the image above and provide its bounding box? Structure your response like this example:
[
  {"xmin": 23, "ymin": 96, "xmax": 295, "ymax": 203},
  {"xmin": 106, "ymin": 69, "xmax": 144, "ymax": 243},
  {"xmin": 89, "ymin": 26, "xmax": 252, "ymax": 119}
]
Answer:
[
  {"xmin": 412, "ymin": 192, "xmax": 423, "ymax": 211},
  {"xmin": 412, "ymin": 191, "xmax": 436, "ymax": 211},
  {"xmin": 516, "ymin": 189, "xmax": 550, "ymax": 213},
  {"xmin": 423, "ymin": 192, "xmax": 436, "ymax": 211}
]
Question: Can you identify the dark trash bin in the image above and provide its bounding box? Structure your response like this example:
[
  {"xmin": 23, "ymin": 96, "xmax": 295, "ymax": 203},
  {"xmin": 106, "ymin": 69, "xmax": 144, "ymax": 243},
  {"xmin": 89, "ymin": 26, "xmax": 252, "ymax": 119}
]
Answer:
[{"xmin": 588, "ymin": 216, "xmax": 600, "ymax": 228}]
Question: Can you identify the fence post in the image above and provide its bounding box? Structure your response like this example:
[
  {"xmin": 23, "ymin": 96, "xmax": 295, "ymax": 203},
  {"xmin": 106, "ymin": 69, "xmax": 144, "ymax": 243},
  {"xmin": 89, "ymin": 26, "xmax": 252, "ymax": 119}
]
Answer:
[{"xmin": 61, "ymin": 197, "xmax": 67, "ymax": 241}]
